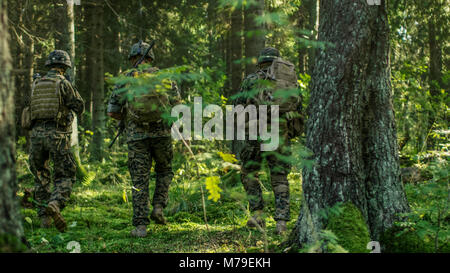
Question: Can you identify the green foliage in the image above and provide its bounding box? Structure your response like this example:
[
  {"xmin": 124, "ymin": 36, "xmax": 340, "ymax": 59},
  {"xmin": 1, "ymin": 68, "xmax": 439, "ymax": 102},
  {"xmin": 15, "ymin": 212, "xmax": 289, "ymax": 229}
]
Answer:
[
  {"xmin": 10, "ymin": 0, "xmax": 449, "ymax": 254},
  {"xmin": 0, "ymin": 234, "xmax": 27, "ymax": 253},
  {"xmin": 390, "ymin": 155, "xmax": 449, "ymax": 252},
  {"xmin": 323, "ymin": 203, "xmax": 371, "ymax": 253},
  {"xmin": 381, "ymin": 225, "xmax": 432, "ymax": 253},
  {"xmin": 381, "ymin": 142, "xmax": 449, "ymax": 253},
  {"xmin": 389, "ymin": 0, "xmax": 449, "ymax": 156}
]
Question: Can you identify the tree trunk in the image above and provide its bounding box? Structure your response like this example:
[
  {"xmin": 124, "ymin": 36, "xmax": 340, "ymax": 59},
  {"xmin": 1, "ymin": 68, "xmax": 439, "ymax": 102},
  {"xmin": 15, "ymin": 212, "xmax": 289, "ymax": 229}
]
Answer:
[
  {"xmin": 307, "ymin": 0, "xmax": 319, "ymax": 75},
  {"xmin": 89, "ymin": 2, "xmax": 105, "ymax": 161},
  {"xmin": 426, "ymin": 18, "xmax": 443, "ymax": 150},
  {"xmin": 289, "ymin": 0, "xmax": 409, "ymax": 250},
  {"xmin": 244, "ymin": 0, "xmax": 265, "ymax": 75},
  {"xmin": 230, "ymin": 4, "xmax": 243, "ymax": 96},
  {"xmin": 296, "ymin": 5, "xmax": 307, "ymax": 74},
  {"xmin": 66, "ymin": 1, "xmax": 76, "ymax": 83},
  {"xmin": 0, "ymin": 0, "xmax": 25, "ymax": 252},
  {"xmin": 225, "ymin": 15, "xmax": 232, "ymax": 96},
  {"xmin": 79, "ymin": 5, "xmax": 92, "ymax": 114},
  {"xmin": 53, "ymin": 1, "xmax": 76, "ymax": 81},
  {"xmin": 9, "ymin": 0, "xmax": 34, "ymax": 139}
]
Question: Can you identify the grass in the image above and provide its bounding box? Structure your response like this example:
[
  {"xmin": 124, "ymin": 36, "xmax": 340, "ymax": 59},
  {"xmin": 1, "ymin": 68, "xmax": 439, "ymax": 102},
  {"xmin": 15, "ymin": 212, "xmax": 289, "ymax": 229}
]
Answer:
[
  {"xmin": 17, "ymin": 144, "xmax": 303, "ymax": 253},
  {"xmin": 16, "ymin": 140, "xmax": 448, "ymax": 253}
]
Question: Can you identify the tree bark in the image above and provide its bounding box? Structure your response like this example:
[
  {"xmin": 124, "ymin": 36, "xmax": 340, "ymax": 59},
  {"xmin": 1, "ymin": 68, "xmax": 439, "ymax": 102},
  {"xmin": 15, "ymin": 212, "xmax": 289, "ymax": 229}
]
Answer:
[
  {"xmin": 289, "ymin": 0, "xmax": 409, "ymax": 250},
  {"xmin": 307, "ymin": 0, "xmax": 319, "ymax": 75},
  {"xmin": 89, "ymin": 2, "xmax": 105, "ymax": 161},
  {"xmin": 66, "ymin": 1, "xmax": 76, "ymax": 83},
  {"xmin": 79, "ymin": 5, "xmax": 92, "ymax": 114},
  {"xmin": 296, "ymin": 5, "xmax": 307, "ymax": 74},
  {"xmin": 230, "ymin": 4, "xmax": 243, "ymax": 96},
  {"xmin": 0, "ymin": 0, "xmax": 25, "ymax": 252},
  {"xmin": 426, "ymin": 17, "xmax": 443, "ymax": 150},
  {"xmin": 244, "ymin": 0, "xmax": 265, "ymax": 75},
  {"xmin": 225, "ymin": 13, "xmax": 232, "ymax": 96}
]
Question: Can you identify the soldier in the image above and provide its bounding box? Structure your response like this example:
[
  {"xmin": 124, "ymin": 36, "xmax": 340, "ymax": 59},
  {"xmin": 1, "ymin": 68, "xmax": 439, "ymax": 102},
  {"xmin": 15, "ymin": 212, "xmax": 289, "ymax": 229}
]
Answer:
[
  {"xmin": 236, "ymin": 47, "xmax": 304, "ymax": 235},
  {"xmin": 29, "ymin": 50, "xmax": 84, "ymax": 232},
  {"xmin": 107, "ymin": 41, "xmax": 180, "ymax": 238}
]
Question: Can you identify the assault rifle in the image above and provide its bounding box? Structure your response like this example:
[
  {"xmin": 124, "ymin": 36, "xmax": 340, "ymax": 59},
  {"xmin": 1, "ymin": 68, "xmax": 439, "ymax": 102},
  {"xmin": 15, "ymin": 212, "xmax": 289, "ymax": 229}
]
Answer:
[
  {"xmin": 109, "ymin": 40, "xmax": 156, "ymax": 149},
  {"xmin": 108, "ymin": 112, "xmax": 126, "ymax": 149}
]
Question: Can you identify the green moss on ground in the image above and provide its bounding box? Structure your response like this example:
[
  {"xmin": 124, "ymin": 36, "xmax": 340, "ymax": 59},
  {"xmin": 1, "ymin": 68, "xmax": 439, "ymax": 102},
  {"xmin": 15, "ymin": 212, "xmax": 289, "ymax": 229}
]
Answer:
[{"xmin": 325, "ymin": 202, "xmax": 371, "ymax": 253}]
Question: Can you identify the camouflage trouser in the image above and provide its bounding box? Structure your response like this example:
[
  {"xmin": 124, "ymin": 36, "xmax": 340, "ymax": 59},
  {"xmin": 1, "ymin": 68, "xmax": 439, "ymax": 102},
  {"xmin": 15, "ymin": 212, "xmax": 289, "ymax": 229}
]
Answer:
[
  {"xmin": 239, "ymin": 137, "xmax": 291, "ymax": 221},
  {"xmin": 29, "ymin": 127, "xmax": 76, "ymax": 217},
  {"xmin": 128, "ymin": 137, "xmax": 173, "ymax": 226}
]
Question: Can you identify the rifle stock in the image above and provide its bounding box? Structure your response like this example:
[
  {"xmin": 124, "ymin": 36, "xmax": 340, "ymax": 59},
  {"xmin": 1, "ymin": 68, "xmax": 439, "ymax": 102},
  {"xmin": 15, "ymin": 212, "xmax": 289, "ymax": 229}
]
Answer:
[{"xmin": 109, "ymin": 120, "xmax": 125, "ymax": 149}]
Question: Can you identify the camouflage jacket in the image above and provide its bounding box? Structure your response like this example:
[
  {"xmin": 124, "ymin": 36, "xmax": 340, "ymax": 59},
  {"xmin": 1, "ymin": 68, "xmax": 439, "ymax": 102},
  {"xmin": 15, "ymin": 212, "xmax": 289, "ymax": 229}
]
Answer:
[
  {"xmin": 30, "ymin": 69, "xmax": 84, "ymax": 135},
  {"xmin": 234, "ymin": 67, "xmax": 300, "ymax": 139},
  {"xmin": 107, "ymin": 66, "xmax": 181, "ymax": 142},
  {"xmin": 234, "ymin": 68, "xmax": 269, "ymax": 106}
]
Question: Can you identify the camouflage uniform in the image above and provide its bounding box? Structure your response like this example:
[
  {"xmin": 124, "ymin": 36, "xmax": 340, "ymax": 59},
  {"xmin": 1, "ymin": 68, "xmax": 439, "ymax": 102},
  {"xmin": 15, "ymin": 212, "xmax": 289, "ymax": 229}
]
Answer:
[
  {"xmin": 235, "ymin": 48, "xmax": 301, "ymax": 222},
  {"xmin": 29, "ymin": 66, "xmax": 84, "ymax": 217},
  {"xmin": 107, "ymin": 44, "xmax": 180, "ymax": 227}
]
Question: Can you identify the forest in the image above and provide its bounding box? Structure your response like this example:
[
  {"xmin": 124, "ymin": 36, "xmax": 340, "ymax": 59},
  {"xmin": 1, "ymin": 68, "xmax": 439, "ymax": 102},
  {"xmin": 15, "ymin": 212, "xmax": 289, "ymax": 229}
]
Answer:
[{"xmin": 0, "ymin": 0, "xmax": 448, "ymax": 254}]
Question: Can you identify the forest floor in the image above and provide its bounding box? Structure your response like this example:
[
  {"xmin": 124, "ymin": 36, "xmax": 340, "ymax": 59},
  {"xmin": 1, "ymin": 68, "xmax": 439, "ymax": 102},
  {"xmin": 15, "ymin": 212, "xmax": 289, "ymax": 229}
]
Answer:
[
  {"xmin": 19, "ymin": 181, "xmax": 300, "ymax": 253},
  {"xmin": 15, "ymin": 139, "xmax": 448, "ymax": 253},
  {"xmin": 16, "ymin": 141, "xmax": 303, "ymax": 253}
]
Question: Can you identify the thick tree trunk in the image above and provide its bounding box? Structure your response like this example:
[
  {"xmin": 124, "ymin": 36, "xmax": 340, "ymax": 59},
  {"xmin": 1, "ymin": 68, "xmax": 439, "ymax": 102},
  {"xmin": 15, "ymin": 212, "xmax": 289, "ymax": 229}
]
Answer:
[
  {"xmin": 244, "ymin": 0, "xmax": 265, "ymax": 75},
  {"xmin": 0, "ymin": 0, "xmax": 25, "ymax": 252},
  {"xmin": 89, "ymin": 2, "xmax": 105, "ymax": 161},
  {"xmin": 9, "ymin": 1, "xmax": 34, "ymax": 139},
  {"xmin": 289, "ymin": 0, "xmax": 409, "ymax": 250}
]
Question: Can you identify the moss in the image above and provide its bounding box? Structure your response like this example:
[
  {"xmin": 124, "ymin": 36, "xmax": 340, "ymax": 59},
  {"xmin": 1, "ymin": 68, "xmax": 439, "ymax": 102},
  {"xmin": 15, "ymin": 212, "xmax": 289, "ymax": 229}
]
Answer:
[
  {"xmin": 171, "ymin": 211, "xmax": 202, "ymax": 223},
  {"xmin": 0, "ymin": 233, "xmax": 27, "ymax": 253},
  {"xmin": 380, "ymin": 226, "xmax": 434, "ymax": 253},
  {"xmin": 325, "ymin": 202, "xmax": 371, "ymax": 253}
]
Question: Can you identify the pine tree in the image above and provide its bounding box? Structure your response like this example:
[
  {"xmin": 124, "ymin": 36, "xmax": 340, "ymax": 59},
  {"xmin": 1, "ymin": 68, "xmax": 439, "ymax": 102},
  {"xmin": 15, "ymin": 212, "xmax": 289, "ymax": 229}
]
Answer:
[
  {"xmin": 0, "ymin": 0, "xmax": 25, "ymax": 252},
  {"xmin": 289, "ymin": 0, "xmax": 410, "ymax": 250}
]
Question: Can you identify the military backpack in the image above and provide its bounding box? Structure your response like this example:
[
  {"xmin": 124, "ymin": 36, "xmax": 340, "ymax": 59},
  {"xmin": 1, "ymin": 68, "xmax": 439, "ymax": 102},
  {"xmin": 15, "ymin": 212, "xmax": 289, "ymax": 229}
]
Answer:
[
  {"xmin": 255, "ymin": 58, "xmax": 304, "ymax": 138},
  {"xmin": 126, "ymin": 67, "xmax": 171, "ymax": 124},
  {"xmin": 29, "ymin": 75, "xmax": 72, "ymax": 129},
  {"xmin": 30, "ymin": 76, "xmax": 65, "ymax": 120}
]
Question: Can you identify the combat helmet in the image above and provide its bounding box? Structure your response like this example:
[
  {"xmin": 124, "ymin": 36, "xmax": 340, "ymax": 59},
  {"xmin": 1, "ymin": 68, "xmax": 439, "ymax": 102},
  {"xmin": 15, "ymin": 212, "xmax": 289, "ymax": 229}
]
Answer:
[
  {"xmin": 45, "ymin": 50, "xmax": 72, "ymax": 68},
  {"xmin": 128, "ymin": 41, "xmax": 155, "ymax": 61},
  {"xmin": 257, "ymin": 47, "xmax": 280, "ymax": 64}
]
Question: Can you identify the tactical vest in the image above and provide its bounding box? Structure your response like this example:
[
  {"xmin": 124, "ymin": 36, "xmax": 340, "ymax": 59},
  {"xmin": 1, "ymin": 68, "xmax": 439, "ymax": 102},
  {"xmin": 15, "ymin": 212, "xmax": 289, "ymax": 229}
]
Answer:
[
  {"xmin": 256, "ymin": 57, "xmax": 300, "ymax": 113},
  {"xmin": 30, "ymin": 76, "xmax": 63, "ymax": 121},
  {"xmin": 127, "ymin": 67, "xmax": 171, "ymax": 124}
]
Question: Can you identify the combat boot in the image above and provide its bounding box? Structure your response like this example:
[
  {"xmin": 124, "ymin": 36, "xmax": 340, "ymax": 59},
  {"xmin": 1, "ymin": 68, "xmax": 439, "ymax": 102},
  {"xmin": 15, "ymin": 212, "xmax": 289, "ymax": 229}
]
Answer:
[
  {"xmin": 40, "ymin": 215, "xmax": 52, "ymax": 228},
  {"xmin": 130, "ymin": 225, "xmax": 147, "ymax": 238},
  {"xmin": 150, "ymin": 204, "xmax": 167, "ymax": 225},
  {"xmin": 276, "ymin": 220, "xmax": 287, "ymax": 235},
  {"xmin": 46, "ymin": 201, "xmax": 66, "ymax": 232},
  {"xmin": 247, "ymin": 210, "xmax": 266, "ymax": 229}
]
